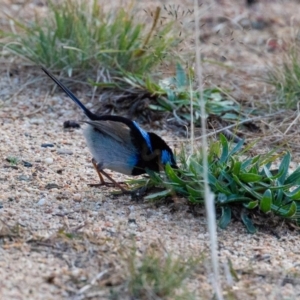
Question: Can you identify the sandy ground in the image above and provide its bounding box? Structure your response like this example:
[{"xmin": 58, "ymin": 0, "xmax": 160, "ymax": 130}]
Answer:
[{"xmin": 1, "ymin": 0, "xmax": 300, "ymax": 299}]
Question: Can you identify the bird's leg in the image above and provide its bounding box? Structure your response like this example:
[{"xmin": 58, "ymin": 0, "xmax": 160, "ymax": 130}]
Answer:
[
  {"xmin": 88, "ymin": 158, "xmax": 106, "ymax": 186},
  {"xmin": 89, "ymin": 158, "xmax": 130, "ymax": 193}
]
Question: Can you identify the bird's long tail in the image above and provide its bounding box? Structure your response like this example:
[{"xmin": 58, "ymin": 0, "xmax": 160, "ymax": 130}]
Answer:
[{"xmin": 42, "ymin": 67, "xmax": 97, "ymax": 120}]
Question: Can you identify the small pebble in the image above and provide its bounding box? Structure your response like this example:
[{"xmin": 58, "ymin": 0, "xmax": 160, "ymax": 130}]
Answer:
[
  {"xmin": 45, "ymin": 157, "xmax": 54, "ymax": 164},
  {"xmin": 38, "ymin": 198, "xmax": 47, "ymax": 206},
  {"xmin": 73, "ymin": 193, "xmax": 82, "ymax": 202},
  {"xmin": 56, "ymin": 169, "xmax": 64, "ymax": 174},
  {"xmin": 22, "ymin": 160, "xmax": 33, "ymax": 167},
  {"xmin": 17, "ymin": 175, "xmax": 32, "ymax": 181},
  {"xmin": 44, "ymin": 157, "xmax": 53, "ymax": 165},
  {"xmin": 128, "ymin": 218, "xmax": 137, "ymax": 224},
  {"xmin": 30, "ymin": 118, "xmax": 44, "ymax": 124},
  {"xmin": 57, "ymin": 149, "xmax": 73, "ymax": 155},
  {"xmin": 45, "ymin": 183, "xmax": 60, "ymax": 190},
  {"xmin": 63, "ymin": 120, "xmax": 80, "ymax": 129},
  {"xmin": 41, "ymin": 143, "xmax": 54, "ymax": 148}
]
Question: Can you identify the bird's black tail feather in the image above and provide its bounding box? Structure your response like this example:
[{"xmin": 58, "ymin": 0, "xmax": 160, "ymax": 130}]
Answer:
[{"xmin": 41, "ymin": 67, "xmax": 97, "ymax": 120}]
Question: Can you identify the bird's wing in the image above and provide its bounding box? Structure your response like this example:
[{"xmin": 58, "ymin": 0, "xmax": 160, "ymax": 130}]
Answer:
[{"xmin": 84, "ymin": 120, "xmax": 132, "ymax": 145}]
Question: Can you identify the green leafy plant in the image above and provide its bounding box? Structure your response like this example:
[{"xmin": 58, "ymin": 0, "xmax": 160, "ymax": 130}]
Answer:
[
  {"xmin": 153, "ymin": 63, "xmax": 243, "ymax": 124},
  {"xmin": 94, "ymin": 63, "xmax": 244, "ymax": 124},
  {"xmin": 3, "ymin": 0, "xmax": 179, "ymax": 77},
  {"xmin": 131, "ymin": 134, "xmax": 300, "ymax": 233}
]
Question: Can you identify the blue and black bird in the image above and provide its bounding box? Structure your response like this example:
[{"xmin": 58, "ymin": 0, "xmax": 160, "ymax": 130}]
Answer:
[{"xmin": 42, "ymin": 67, "xmax": 177, "ymax": 192}]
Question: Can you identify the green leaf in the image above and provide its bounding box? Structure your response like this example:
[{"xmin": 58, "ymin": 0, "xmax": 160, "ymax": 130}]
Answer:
[
  {"xmin": 144, "ymin": 189, "xmax": 172, "ymax": 200},
  {"xmin": 259, "ymin": 189, "xmax": 272, "ymax": 213},
  {"xmin": 233, "ymin": 175, "xmax": 262, "ymax": 200},
  {"xmin": 218, "ymin": 206, "xmax": 232, "ymax": 229},
  {"xmin": 285, "ymin": 167, "xmax": 300, "ymax": 185},
  {"xmin": 165, "ymin": 164, "xmax": 187, "ymax": 186},
  {"xmin": 175, "ymin": 63, "xmax": 187, "ymax": 88},
  {"xmin": 208, "ymin": 141, "xmax": 222, "ymax": 160},
  {"xmin": 243, "ymin": 200, "xmax": 258, "ymax": 209},
  {"xmin": 228, "ymin": 138, "xmax": 245, "ymax": 156},
  {"xmin": 284, "ymin": 186, "xmax": 300, "ymax": 200},
  {"xmin": 280, "ymin": 201, "xmax": 297, "ymax": 218},
  {"xmin": 220, "ymin": 194, "xmax": 253, "ymax": 204},
  {"xmin": 217, "ymin": 193, "xmax": 227, "ymax": 203},
  {"xmin": 221, "ymin": 112, "xmax": 240, "ymax": 120},
  {"xmin": 261, "ymin": 166, "xmax": 283, "ymax": 180},
  {"xmin": 241, "ymin": 212, "xmax": 256, "ymax": 233},
  {"xmin": 239, "ymin": 173, "xmax": 262, "ymax": 183},
  {"xmin": 230, "ymin": 157, "xmax": 241, "ymax": 175},
  {"xmin": 219, "ymin": 134, "xmax": 229, "ymax": 163},
  {"xmin": 251, "ymin": 155, "xmax": 260, "ymax": 165},
  {"xmin": 213, "ymin": 181, "xmax": 230, "ymax": 195},
  {"xmin": 148, "ymin": 104, "xmax": 166, "ymax": 111},
  {"xmin": 278, "ymin": 152, "xmax": 291, "ymax": 184},
  {"xmin": 186, "ymin": 185, "xmax": 202, "ymax": 199},
  {"xmin": 156, "ymin": 97, "xmax": 174, "ymax": 111},
  {"xmin": 274, "ymin": 189, "xmax": 284, "ymax": 204},
  {"xmin": 241, "ymin": 158, "xmax": 253, "ymax": 170}
]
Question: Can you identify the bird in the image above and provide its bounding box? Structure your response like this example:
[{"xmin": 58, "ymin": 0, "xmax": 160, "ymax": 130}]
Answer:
[{"xmin": 41, "ymin": 67, "xmax": 177, "ymax": 192}]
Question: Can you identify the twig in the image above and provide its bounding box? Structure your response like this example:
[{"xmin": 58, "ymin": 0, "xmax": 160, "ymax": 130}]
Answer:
[
  {"xmin": 77, "ymin": 270, "xmax": 109, "ymax": 294},
  {"xmin": 283, "ymin": 102, "xmax": 300, "ymax": 135},
  {"xmin": 196, "ymin": 111, "xmax": 285, "ymax": 140}
]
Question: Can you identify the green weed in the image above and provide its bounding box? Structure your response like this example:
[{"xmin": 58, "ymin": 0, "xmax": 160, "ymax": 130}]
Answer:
[{"xmin": 131, "ymin": 134, "xmax": 300, "ymax": 233}]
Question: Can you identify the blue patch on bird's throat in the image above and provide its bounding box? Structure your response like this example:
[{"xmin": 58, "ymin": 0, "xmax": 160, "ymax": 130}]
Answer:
[
  {"xmin": 161, "ymin": 150, "xmax": 171, "ymax": 164},
  {"xmin": 127, "ymin": 155, "xmax": 138, "ymax": 167},
  {"xmin": 133, "ymin": 121, "xmax": 152, "ymax": 151}
]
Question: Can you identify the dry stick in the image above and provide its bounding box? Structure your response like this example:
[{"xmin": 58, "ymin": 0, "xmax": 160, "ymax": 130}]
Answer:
[
  {"xmin": 196, "ymin": 111, "xmax": 286, "ymax": 140},
  {"xmin": 283, "ymin": 102, "xmax": 300, "ymax": 135},
  {"xmin": 165, "ymin": 111, "xmax": 285, "ymax": 143},
  {"xmin": 77, "ymin": 270, "xmax": 109, "ymax": 294},
  {"xmin": 194, "ymin": 1, "xmax": 223, "ymax": 299}
]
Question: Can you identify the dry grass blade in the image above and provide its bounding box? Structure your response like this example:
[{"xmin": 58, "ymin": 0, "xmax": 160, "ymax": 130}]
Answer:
[{"xmin": 194, "ymin": 0, "xmax": 222, "ymax": 298}]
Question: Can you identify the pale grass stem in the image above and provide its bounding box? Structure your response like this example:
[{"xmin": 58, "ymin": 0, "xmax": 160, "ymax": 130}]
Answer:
[{"xmin": 194, "ymin": 0, "xmax": 223, "ymax": 299}]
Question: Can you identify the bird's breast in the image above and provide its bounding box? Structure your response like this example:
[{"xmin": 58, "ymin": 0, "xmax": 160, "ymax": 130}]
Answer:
[{"xmin": 82, "ymin": 125, "xmax": 139, "ymax": 175}]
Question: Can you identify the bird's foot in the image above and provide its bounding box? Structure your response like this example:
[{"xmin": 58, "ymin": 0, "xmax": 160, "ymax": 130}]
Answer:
[{"xmin": 89, "ymin": 181, "xmax": 130, "ymax": 194}]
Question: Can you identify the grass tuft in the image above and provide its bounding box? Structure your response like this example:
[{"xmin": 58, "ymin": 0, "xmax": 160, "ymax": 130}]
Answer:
[
  {"xmin": 267, "ymin": 44, "xmax": 300, "ymax": 108},
  {"xmin": 3, "ymin": 0, "xmax": 180, "ymax": 77},
  {"xmin": 125, "ymin": 248, "xmax": 199, "ymax": 300}
]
